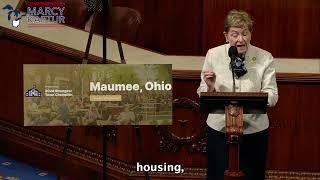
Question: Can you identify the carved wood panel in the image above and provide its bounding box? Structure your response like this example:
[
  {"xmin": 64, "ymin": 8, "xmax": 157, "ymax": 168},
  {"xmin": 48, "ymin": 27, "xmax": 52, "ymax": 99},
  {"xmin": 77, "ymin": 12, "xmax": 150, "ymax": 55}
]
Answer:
[{"xmin": 155, "ymin": 98, "xmax": 207, "ymax": 153}]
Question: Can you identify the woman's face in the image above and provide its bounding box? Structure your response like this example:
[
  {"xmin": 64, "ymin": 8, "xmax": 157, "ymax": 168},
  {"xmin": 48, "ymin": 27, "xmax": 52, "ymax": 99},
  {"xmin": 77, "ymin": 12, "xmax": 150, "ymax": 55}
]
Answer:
[{"xmin": 224, "ymin": 27, "xmax": 252, "ymax": 55}]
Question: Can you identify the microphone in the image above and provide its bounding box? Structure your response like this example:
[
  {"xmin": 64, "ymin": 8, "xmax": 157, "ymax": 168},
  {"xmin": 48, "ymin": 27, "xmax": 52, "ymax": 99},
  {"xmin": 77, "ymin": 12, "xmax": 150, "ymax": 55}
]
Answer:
[
  {"xmin": 228, "ymin": 46, "xmax": 238, "ymax": 92},
  {"xmin": 228, "ymin": 46, "xmax": 247, "ymax": 79},
  {"xmin": 228, "ymin": 46, "xmax": 238, "ymax": 62}
]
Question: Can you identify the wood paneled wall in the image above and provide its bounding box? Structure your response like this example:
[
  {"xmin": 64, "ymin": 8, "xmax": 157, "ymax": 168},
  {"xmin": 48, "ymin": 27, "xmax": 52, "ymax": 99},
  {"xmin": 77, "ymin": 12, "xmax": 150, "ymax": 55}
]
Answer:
[
  {"xmin": 202, "ymin": 0, "xmax": 320, "ymax": 58},
  {"xmin": 1, "ymin": 27, "xmax": 320, "ymax": 179},
  {"xmin": 18, "ymin": 0, "xmax": 320, "ymax": 57},
  {"xmin": 113, "ymin": 0, "xmax": 320, "ymax": 58},
  {"xmin": 112, "ymin": 0, "xmax": 203, "ymax": 55}
]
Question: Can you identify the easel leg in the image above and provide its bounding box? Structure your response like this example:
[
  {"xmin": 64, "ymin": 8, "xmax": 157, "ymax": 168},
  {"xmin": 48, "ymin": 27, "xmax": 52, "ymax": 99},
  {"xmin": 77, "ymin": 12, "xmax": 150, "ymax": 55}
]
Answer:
[
  {"xmin": 58, "ymin": 126, "xmax": 73, "ymax": 179},
  {"xmin": 135, "ymin": 126, "xmax": 150, "ymax": 180},
  {"xmin": 103, "ymin": 125, "xmax": 108, "ymax": 180}
]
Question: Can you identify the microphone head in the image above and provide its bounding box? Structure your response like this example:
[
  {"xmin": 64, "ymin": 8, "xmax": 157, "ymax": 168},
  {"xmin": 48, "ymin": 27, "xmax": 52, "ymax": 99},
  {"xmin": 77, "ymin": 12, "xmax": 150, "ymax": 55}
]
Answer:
[{"xmin": 228, "ymin": 46, "xmax": 238, "ymax": 58}]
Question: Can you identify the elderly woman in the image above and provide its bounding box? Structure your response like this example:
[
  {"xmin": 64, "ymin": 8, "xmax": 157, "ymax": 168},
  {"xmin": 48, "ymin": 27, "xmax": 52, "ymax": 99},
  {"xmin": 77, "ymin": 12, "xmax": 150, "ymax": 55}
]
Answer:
[{"xmin": 197, "ymin": 10, "xmax": 278, "ymax": 180}]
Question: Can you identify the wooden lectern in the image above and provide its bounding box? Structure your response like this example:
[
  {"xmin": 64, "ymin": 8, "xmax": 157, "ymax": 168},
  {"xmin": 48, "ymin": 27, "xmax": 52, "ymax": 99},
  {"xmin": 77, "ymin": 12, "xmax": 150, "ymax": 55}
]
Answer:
[{"xmin": 200, "ymin": 92, "xmax": 268, "ymax": 180}]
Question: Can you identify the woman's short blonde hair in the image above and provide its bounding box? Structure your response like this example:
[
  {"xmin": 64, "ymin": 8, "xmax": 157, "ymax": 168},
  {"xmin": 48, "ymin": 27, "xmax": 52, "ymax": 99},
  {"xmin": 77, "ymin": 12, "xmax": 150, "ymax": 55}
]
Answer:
[{"xmin": 224, "ymin": 10, "xmax": 253, "ymax": 32}]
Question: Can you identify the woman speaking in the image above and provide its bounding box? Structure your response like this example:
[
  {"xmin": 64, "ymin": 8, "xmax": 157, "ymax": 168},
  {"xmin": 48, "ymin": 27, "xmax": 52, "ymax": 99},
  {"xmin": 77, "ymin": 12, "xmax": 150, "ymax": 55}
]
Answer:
[{"xmin": 197, "ymin": 10, "xmax": 278, "ymax": 180}]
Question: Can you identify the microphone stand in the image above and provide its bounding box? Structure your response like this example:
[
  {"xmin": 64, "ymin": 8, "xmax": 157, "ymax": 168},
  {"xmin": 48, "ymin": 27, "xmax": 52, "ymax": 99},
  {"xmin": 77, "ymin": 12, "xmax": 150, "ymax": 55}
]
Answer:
[
  {"xmin": 225, "ymin": 51, "xmax": 245, "ymax": 180},
  {"xmin": 230, "ymin": 57, "xmax": 236, "ymax": 92}
]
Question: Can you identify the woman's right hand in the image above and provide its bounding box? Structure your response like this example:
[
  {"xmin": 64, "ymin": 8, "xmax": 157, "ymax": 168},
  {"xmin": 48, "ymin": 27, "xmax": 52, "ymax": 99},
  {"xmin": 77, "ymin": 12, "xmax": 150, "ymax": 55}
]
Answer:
[{"xmin": 203, "ymin": 71, "xmax": 216, "ymax": 92}]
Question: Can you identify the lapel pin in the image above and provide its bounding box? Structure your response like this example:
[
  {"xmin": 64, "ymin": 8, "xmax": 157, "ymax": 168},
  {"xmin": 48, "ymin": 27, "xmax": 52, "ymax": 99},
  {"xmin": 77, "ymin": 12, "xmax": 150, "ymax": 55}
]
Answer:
[{"xmin": 251, "ymin": 57, "xmax": 256, "ymax": 63}]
